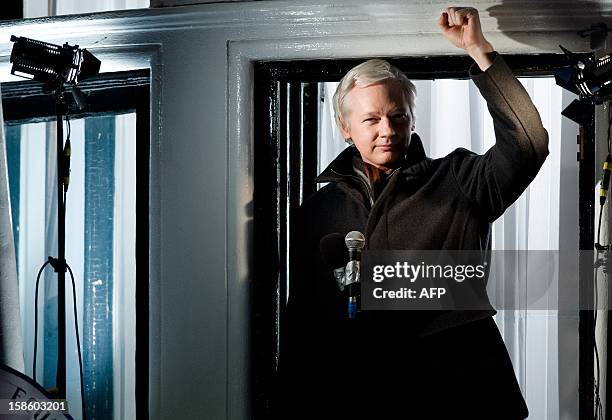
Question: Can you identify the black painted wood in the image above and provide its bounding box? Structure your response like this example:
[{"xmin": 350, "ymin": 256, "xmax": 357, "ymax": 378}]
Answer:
[
  {"xmin": 579, "ymin": 108, "xmax": 596, "ymax": 420},
  {"xmin": 301, "ymin": 83, "xmax": 319, "ymax": 200},
  {"xmin": 254, "ymin": 53, "xmax": 585, "ymax": 83},
  {"xmin": 252, "ymin": 71, "xmax": 281, "ymax": 419},
  {"xmin": 2, "ymin": 70, "xmax": 150, "ymax": 125},
  {"xmin": 253, "ymin": 76, "xmax": 324, "ymax": 419}
]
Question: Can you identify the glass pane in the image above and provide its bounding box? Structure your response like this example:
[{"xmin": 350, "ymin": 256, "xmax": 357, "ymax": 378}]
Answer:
[{"xmin": 6, "ymin": 112, "xmax": 137, "ymax": 419}]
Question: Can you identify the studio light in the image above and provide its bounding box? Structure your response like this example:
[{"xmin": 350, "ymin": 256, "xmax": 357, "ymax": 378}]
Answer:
[
  {"xmin": 555, "ymin": 45, "xmax": 612, "ymax": 102},
  {"xmin": 9, "ymin": 35, "xmax": 100, "ymax": 91},
  {"xmin": 555, "ymin": 44, "xmax": 612, "ymax": 124}
]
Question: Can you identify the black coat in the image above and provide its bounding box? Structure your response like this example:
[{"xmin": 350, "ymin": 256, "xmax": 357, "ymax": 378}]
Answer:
[{"xmin": 279, "ymin": 53, "xmax": 549, "ymax": 419}]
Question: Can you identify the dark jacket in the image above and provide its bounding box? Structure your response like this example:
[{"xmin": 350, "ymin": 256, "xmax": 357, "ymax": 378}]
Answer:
[{"xmin": 279, "ymin": 53, "xmax": 548, "ymax": 419}]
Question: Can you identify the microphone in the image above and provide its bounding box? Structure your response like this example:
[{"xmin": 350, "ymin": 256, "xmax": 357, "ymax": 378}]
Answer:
[
  {"xmin": 320, "ymin": 233, "xmax": 348, "ymax": 290},
  {"xmin": 345, "ymin": 231, "xmax": 365, "ymax": 262},
  {"xmin": 345, "ymin": 231, "xmax": 365, "ymax": 319}
]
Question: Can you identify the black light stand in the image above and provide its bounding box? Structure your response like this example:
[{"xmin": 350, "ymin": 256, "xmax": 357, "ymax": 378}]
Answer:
[
  {"xmin": 555, "ymin": 25, "xmax": 612, "ymax": 420},
  {"xmin": 54, "ymin": 85, "xmax": 68, "ymax": 399},
  {"xmin": 9, "ymin": 35, "xmax": 99, "ymax": 400}
]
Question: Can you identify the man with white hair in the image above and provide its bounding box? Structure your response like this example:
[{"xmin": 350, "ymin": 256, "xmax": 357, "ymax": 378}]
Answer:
[{"xmin": 281, "ymin": 7, "xmax": 548, "ymax": 419}]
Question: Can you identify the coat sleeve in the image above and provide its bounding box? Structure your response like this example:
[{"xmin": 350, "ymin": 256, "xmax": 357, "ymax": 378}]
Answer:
[{"xmin": 451, "ymin": 52, "xmax": 550, "ymax": 222}]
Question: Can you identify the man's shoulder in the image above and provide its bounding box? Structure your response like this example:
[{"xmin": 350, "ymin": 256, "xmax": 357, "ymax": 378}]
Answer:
[
  {"xmin": 301, "ymin": 183, "xmax": 345, "ymax": 209},
  {"xmin": 421, "ymin": 148, "xmax": 478, "ymax": 171},
  {"xmin": 445, "ymin": 147, "xmax": 478, "ymax": 159},
  {"xmin": 403, "ymin": 149, "xmax": 480, "ymax": 183},
  {"xmin": 437, "ymin": 147, "xmax": 480, "ymax": 168}
]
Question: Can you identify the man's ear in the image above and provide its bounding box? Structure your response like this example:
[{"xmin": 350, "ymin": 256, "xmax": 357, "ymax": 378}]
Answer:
[{"xmin": 338, "ymin": 117, "xmax": 351, "ymax": 139}]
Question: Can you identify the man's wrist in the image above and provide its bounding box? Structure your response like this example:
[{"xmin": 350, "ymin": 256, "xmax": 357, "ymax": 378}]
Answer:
[{"xmin": 466, "ymin": 42, "xmax": 495, "ymax": 72}]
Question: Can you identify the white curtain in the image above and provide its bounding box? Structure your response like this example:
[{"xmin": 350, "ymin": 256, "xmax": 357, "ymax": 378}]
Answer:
[
  {"xmin": 0, "ymin": 85, "xmax": 24, "ymax": 373},
  {"xmin": 319, "ymin": 76, "xmax": 579, "ymax": 420}
]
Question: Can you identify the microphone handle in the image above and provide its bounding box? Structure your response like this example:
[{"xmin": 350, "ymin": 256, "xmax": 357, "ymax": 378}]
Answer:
[
  {"xmin": 348, "ymin": 284, "xmax": 357, "ymax": 319},
  {"xmin": 348, "ymin": 249, "xmax": 361, "ymax": 261},
  {"xmin": 347, "ymin": 252, "xmax": 361, "ymax": 319}
]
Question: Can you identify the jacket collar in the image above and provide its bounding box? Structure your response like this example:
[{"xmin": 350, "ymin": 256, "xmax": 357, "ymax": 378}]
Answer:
[{"xmin": 315, "ymin": 133, "xmax": 428, "ymax": 183}]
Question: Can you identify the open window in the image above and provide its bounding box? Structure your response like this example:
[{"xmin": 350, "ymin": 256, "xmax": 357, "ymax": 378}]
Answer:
[
  {"xmin": 252, "ymin": 54, "xmax": 595, "ymax": 419},
  {"xmin": 2, "ymin": 70, "xmax": 150, "ymax": 420}
]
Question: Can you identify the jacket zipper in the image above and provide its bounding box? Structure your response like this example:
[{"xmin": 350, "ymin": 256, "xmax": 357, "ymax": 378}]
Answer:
[
  {"xmin": 329, "ymin": 166, "xmax": 403, "ymax": 249},
  {"xmin": 329, "ymin": 167, "xmax": 402, "ymax": 208},
  {"xmin": 363, "ymin": 167, "xmax": 401, "ymax": 249},
  {"xmin": 380, "ymin": 167, "xmax": 401, "ymax": 197}
]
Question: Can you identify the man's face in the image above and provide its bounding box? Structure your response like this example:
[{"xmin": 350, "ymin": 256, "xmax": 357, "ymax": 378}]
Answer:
[{"xmin": 339, "ymin": 80, "xmax": 413, "ymax": 172}]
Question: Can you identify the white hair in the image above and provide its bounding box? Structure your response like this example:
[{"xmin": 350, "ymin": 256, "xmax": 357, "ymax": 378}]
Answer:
[{"xmin": 332, "ymin": 59, "xmax": 417, "ymax": 134}]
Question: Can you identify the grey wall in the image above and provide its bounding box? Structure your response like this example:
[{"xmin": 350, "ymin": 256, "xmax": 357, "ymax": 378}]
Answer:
[{"xmin": 0, "ymin": 1, "xmax": 606, "ymax": 418}]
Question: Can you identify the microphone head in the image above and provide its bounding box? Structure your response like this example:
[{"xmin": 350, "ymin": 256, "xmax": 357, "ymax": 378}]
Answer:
[
  {"xmin": 320, "ymin": 233, "xmax": 348, "ymax": 269},
  {"xmin": 345, "ymin": 231, "xmax": 365, "ymax": 251}
]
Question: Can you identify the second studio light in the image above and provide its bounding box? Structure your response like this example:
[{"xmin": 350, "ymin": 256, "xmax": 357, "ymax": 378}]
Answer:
[{"xmin": 555, "ymin": 42, "xmax": 612, "ymax": 125}]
